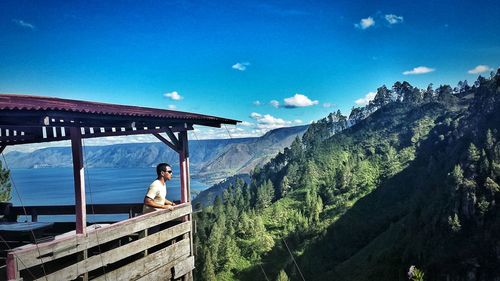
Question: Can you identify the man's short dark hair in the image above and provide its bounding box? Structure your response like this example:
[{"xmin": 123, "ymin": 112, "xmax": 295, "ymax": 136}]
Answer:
[{"xmin": 156, "ymin": 163, "xmax": 171, "ymax": 177}]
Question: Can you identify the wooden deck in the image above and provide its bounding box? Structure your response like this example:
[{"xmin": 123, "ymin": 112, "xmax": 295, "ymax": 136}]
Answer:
[
  {"xmin": 1, "ymin": 203, "xmax": 194, "ymax": 281},
  {"xmin": 0, "ymin": 94, "xmax": 240, "ymax": 280}
]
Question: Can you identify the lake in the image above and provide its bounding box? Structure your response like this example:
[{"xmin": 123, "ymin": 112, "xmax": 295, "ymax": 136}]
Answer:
[{"xmin": 8, "ymin": 167, "xmax": 209, "ymax": 221}]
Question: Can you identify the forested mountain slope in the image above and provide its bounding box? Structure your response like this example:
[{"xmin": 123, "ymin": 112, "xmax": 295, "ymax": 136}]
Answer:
[{"xmin": 195, "ymin": 71, "xmax": 500, "ymax": 281}]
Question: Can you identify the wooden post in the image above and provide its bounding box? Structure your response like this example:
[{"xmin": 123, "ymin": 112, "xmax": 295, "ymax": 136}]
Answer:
[
  {"xmin": 70, "ymin": 127, "xmax": 86, "ymax": 235},
  {"xmin": 178, "ymin": 129, "xmax": 194, "ymax": 264},
  {"xmin": 71, "ymin": 128, "xmax": 89, "ymax": 281},
  {"xmin": 178, "ymin": 130, "xmax": 190, "ymax": 204},
  {"xmin": 0, "ymin": 145, "xmax": 6, "ymax": 154},
  {"xmin": 6, "ymin": 253, "xmax": 19, "ymax": 281}
]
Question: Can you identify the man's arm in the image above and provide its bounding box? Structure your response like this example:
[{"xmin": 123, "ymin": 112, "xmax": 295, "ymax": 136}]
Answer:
[
  {"xmin": 144, "ymin": 197, "xmax": 173, "ymax": 210},
  {"xmin": 164, "ymin": 199, "xmax": 176, "ymax": 206}
]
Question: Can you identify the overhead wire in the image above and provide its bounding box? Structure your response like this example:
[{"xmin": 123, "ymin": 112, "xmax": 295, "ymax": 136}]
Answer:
[
  {"xmin": 81, "ymin": 137, "xmax": 109, "ymax": 281},
  {"xmin": 282, "ymin": 237, "xmax": 306, "ymax": 281},
  {"xmin": 1, "ymin": 152, "xmax": 49, "ymax": 281},
  {"xmin": 258, "ymin": 263, "xmax": 271, "ymax": 281},
  {"xmin": 0, "ymin": 234, "xmax": 38, "ymax": 280}
]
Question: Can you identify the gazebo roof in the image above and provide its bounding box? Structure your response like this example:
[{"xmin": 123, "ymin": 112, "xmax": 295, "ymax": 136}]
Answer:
[{"xmin": 0, "ymin": 94, "xmax": 240, "ymax": 146}]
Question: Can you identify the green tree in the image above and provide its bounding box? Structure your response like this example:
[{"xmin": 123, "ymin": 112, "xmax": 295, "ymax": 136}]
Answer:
[
  {"xmin": 202, "ymin": 252, "xmax": 217, "ymax": 281},
  {"xmin": 256, "ymin": 180, "xmax": 274, "ymax": 209},
  {"xmin": 485, "ymin": 177, "xmax": 500, "ymax": 193},
  {"xmin": 479, "ymin": 149, "xmax": 490, "ymax": 177},
  {"xmin": 485, "ymin": 129, "xmax": 494, "ymax": 151},
  {"xmin": 313, "ymin": 195, "xmax": 323, "ymax": 224},
  {"xmin": 408, "ymin": 265, "xmax": 425, "ymax": 281},
  {"xmin": 451, "ymin": 165, "xmax": 464, "ymax": 187},
  {"xmin": 289, "ymin": 136, "xmax": 304, "ymax": 160},
  {"xmin": 280, "ymin": 176, "xmax": 291, "ymax": 198},
  {"xmin": 275, "ymin": 269, "xmax": 290, "ymax": 281},
  {"xmin": 0, "ymin": 160, "xmax": 12, "ymax": 202},
  {"xmin": 448, "ymin": 213, "xmax": 461, "ymax": 232},
  {"xmin": 467, "ymin": 143, "xmax": 480, "ymax": 162},
  {"xmin": 382, "ymin": 146, "xmax": 401, "ymax": 178}
]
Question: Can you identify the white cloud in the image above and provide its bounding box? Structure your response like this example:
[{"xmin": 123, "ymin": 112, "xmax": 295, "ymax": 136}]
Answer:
[
  {"xmin": 12, "ymin": 19, "xmax": 35, "ymax": 30},
  {"xmin": 191, "ymin": 126, "xmax": 255, "ymax": 139},
  {"xmin": 255, "ymin": 114, "xmax": 287, "ymax": 125},
  {"xmin": 385, "ymin": 14, "xmax": 404, "ymax": 24},
  {"xmin": 283, "ymin": 94, "xmax": 319, "ymax": 108},
  {"xmin": 181, "ymin": 113, "xmax": 304, "ymax": 140},
  {"xmin": 323, "ymin": 102, "xmax": 334, "ymax": 108},
  {"xmin": 232, "ymin": 62, "xmax": 250, "ymax": 71},
  {"xmin": 239, "ymin": 121, "xmax": 254, "ymax": 126},
  {"xmin": 355, "ymin": 17, "xmax": 375, "ymax": 29},
  {"xmin": 468, "ymin": 65, "xmax": 493, "ymax": 74},
  {"xmin": 253, "ymin": 100, "xmax": 261, "ymax": 106},
  {"xmin": 355, "ymin": 92, "xmax": 376, "ymax": 106},
  {"xmin": 403, "ymin": 66, "xmax": 435, "ymax": 75},
  {"xmin": 250, "ymin": 112, "xmax": 262, "ymax": 119},
  {"xmin": 164, "ymin": 91, "xmax": 183, "ymax": 100},
  {"xmin": 270, "ymin": 100, "xmax": 280, "ymax": 108},
  {"xmin": 167, "ymin": 104, "xmax": 177, "ymax": 110},
  {"xmin": 250, "ymin": 112, "xmax": 296, "ymax": 131}
]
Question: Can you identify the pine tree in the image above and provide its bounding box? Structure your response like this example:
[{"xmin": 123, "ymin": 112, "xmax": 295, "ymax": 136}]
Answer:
[
  {"xmin": 467, "ymin": 143, "xmax": 480, "ymax": 162},
  {"xmin": 202, "ymin": 252, "xmax": 217, "ymax": 281},
  {"xmin": 280, "ymin": 176, "xmax": 291, "ymax": 198},
  {"xmin": 450, "ymin": 165, "xmax": 464, "ymax": 188},
  {"xmin": 485, "ymin": 129, "xmax": 494, "ymax": 152},
  {"xmin": 256, "ymin": 180, "xmax": 274, "ymax": 209},
  {"xmin": 485, "ymin": 177, "xmax": 500, "ymax": 193}
]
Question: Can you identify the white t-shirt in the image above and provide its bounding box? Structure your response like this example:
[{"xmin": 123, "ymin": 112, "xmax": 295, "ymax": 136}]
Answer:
[{"xmin": 142, "ymin": 179, "xmax": 167, "ymax": 214}]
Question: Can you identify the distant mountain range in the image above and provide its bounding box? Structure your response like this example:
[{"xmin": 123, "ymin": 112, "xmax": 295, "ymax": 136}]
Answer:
[{"xmin": 5, "ymin": 125, "xmax": 308, "ymax": 184}]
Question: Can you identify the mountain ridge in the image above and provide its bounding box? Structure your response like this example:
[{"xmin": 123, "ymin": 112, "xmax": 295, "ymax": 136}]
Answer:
[{"xmin": 5, "ymin": 125, "xmax": 308, "ymax": 185}]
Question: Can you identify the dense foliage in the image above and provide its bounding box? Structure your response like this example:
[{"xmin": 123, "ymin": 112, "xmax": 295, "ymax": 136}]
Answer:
[
  {"xmin": 194, "ymin": 70, "xmax": 500, "ymax": 281},
  {"xmin": 0, "ymin": 160, "xmax": 12, "ymax": 202}
]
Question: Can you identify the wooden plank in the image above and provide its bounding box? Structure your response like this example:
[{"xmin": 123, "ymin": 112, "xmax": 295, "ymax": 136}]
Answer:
[
  {"xmin": 186, "ymin": 271, "xmax": 194, "ymax": 281},
  {"xmin": 0, "ymin": 125, "xmax": 193, "ymax": 146},
  {"xmin": 70, "ymin": 127, "xmax": 86, "ymax": 235},
  {"xmin": 153, "ymin": 133, "xmax": 179, "ymax": 152},
  {"xmin": 165, "ymin": 128, "xmax": 180, "ymax": 148},
  {"xmin": 173, "ymin": 255, "xmax": 195, "ymax": 279},
  {"xmin": 12, "ymin": 204, "xmax": 192, "ymax": 270},
  {"xmin": 133, "ymin": 262, "xmax": 173, "ymax": 281},
  {"xmin": 92, "ymin": 242, "xmax": 190, "ymax": 281},
  {"xmin": 34, "ymin": 224, "xmax": 191, "ymax": 281}
]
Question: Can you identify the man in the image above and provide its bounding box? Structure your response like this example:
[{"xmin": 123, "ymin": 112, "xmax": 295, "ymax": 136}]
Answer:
[{"xmin": 143, "ymin": 163, "xmax": 176, "ymax": 214}]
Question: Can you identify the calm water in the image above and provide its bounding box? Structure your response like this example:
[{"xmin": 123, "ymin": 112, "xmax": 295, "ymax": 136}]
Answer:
[{"xmin": 9, "ymin": 167, "xmax": 208, "ymax": 221}]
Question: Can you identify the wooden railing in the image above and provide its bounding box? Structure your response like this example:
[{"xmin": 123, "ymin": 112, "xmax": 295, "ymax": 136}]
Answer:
[
  {"xmin": 5, "ymin": 203, "xmax": 194, "ymax": 281},
  {"xmin": 9, "ymin": 203, "xmax": 145, "ymax": 222}
]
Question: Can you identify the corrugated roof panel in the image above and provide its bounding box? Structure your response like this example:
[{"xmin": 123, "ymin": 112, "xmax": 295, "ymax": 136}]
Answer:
[{"xmin": 0, "ymin": 94, "xmax": 239, "ymax": 124}]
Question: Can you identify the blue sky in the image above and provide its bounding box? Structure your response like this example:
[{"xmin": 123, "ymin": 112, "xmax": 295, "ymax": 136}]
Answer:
[{"xmin": 1, "ymin": 0, "xmax": 500, "ymax": 146}]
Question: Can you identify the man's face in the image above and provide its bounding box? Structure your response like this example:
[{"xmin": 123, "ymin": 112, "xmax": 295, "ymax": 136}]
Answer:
[{"xmin": 162, "ymin": 167, "xmax": 173, "ymax": 181}]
